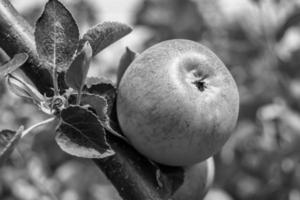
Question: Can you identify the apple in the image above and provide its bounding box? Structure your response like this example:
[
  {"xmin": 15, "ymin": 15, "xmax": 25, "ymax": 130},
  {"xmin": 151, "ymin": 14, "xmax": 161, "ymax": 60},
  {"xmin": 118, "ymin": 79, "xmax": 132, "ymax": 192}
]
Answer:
[
  {"xmin": 117, "ymin": 39, "xmax": 239, "ymax": 166},
  {"xmin": 172, "ymin": 157, "xmax": 215, "ymax": 200}
]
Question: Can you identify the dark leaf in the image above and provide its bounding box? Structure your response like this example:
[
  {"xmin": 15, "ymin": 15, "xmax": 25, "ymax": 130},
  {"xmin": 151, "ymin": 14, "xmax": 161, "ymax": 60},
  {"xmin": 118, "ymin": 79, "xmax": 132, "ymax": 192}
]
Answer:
[
  {"xmin": 56, "ymin": 105, "xmax": 114, "ymax": 158},
  {"xmin": 117, "ymin": 47, "xmax": 137, "ymax": 85},
  {"xmin": 0, "ymin": 127, "xmax": 23, "ymax": 165},
  {"xmin": 82, "ymin": 21, "xmax": 132, "ymax": 56},
  {"xmin": 35, "ymin": 0, "xmax": 79, "ymax": 72},
  {"xmin": 80, "ymin": 93, "xmax": 108, "ymax": 122},
  {"xmin": 65, "ymin": 42, "xmax": 92, "ymax": 91},
  {"xmin": 84, "ymin": 78, "xmax": 120, "ymax": 134},
  {"xmin": 84, "ymin": 77, "xmax": 116, "ymax": 116},
  {"xmin": 0, "ymin": 53, "xmax": 28, "ymax": 79},
  {"xmin": 80, "ymin": 93, "xmax": 122, "ymax": 137},
  {"xmin": 57, "ymin": 71, "xmax": 68, "ymax": 91}
]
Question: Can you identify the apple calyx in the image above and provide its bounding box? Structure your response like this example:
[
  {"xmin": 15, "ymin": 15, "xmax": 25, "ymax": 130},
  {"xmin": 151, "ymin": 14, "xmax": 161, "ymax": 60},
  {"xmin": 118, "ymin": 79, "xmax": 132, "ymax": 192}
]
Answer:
[{"xmin": 193, "ymin": 74, "xmax": 208, "ymax": 92}]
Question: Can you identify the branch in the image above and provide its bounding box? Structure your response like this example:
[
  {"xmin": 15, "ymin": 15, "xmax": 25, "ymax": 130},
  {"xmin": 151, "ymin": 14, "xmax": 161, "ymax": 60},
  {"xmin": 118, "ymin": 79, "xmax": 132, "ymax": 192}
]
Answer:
[
  {"xmin": 0, "ymin": 1, "xmax": 170, "ymax": 199},
  {"xmin": 94, "ymin": 134, "xmax": 168, "ymax": 200},
  {"xmin": 0, "ymin": 0, "xmax": 53, "ymax": 95}
]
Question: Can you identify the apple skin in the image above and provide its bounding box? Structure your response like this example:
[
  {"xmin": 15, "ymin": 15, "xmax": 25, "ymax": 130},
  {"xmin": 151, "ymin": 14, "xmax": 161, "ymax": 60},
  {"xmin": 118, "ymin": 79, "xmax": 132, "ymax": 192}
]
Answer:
[
  {"xmin": 117, "ymin": 39, "xmax": 239, "ymax": 166},
  {"xmin": 172, "ymin": 157, "xmax": 215, "ymax": 200}
]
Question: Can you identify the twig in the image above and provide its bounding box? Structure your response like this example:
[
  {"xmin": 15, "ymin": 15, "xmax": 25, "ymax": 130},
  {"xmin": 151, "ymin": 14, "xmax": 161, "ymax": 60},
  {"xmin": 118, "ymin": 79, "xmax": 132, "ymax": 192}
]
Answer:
[{"xmin": 21, "ymin": 117, "xmax": 56, "ymax": 138}]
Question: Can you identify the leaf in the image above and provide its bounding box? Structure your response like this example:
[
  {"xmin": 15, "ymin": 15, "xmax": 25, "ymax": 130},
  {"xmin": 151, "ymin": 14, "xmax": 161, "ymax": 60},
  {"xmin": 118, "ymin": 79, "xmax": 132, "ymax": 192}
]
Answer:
[
  {"xmin": 6, "ymin": 75, "xmax": 45, "ymax": 104},
  {"xmin": 82, "ymin": 21, "xmax": 132, "ymax": 56},
  {"xmin": 65, "ymin": 42, "xmax": 92, "ymax": 91},
  {"xmin": 35, "ymin": 0, "xmax": 79, "ymax": 72},
  {"xmin": 0, "ymin": 127, "xmax": 24, "ymax": 165},
  {"xmin": 85, "ymin": 77, "xmax": 111, "ymax": 88},
  {"xmin": 84, "ymin": 77, "xmax": 116, "ymax": 115},
  {"xmin": 84, "ymin": 78, "xmax": 121, "ymax": 135},
  {"xmin": 56, "ymin": 105, "xmax": 114, "ymax": 158},
  {"xmin": 80, "ymin": 93, "xmax": 108, "ymax": 122},
  {"xmin": 80, "ymin": 93, "xmax": 122, "ymax": 137},
  {"xmin": 0, "ymin": 53, "xmax": 28, "ymax": 79},
  {"xmin": 117, "ymin": 47, "xmax": 137, "ymax": 85},
  {"xmin": 57, "ymin": 71, "xmax": 68, "ymax": 91}
]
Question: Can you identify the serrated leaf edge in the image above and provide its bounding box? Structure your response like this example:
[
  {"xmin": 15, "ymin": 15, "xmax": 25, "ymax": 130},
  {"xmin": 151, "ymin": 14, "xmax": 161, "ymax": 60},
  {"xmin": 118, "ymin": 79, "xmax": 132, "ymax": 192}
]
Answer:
[
  {"xmin": 79, "ymin": 92, "xmax": 126, "ymax": 140},
  {"xmin": 57, "ymin": 105, "xmax": 115, "ymax": 158}
]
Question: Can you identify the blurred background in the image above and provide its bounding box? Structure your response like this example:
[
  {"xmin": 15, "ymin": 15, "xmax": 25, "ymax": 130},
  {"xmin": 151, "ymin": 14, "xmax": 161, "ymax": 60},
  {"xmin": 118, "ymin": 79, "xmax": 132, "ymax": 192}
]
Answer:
[{"xmin": 1, "ymin": 0, "xmax": 300, "ymax": 199}]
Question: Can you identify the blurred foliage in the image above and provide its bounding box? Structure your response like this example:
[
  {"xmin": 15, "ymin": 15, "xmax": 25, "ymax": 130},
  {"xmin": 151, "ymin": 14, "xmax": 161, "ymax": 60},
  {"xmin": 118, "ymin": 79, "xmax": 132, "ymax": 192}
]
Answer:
[
  {"xmin": 1, "ymin": 0, "xmax": 300, "ymax": 199},
  {"xmin": 135, "ymin": 0, "xmax": 206, "ymax": 46}
]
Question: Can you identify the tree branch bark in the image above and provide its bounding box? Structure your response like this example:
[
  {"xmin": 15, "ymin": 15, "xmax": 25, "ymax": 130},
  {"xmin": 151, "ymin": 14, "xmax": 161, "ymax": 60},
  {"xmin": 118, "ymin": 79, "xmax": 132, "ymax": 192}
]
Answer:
[
  {"xmin": 0, "ymin": 0, "xmax": 53, "ymax": 95},
  {"xmin": 94, "ymin": 134, "xmax": 169, "ymax": 200},
  {"xmin": 0, "ymin": 1, "xmax": 172, "ymax": 199}
]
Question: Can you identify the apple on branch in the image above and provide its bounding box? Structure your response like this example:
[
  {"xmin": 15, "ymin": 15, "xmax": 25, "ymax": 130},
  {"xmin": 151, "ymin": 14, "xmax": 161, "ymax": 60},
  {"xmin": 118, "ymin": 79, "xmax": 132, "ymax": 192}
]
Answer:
[{"xmin": 117, "ymin": 39, "xmax": 239, "ymax": 166}]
